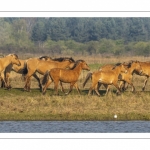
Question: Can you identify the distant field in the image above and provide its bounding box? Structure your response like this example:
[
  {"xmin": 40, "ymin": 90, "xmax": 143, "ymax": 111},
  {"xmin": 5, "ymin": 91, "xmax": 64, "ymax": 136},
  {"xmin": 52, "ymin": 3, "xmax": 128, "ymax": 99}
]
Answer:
[{"xmin": 1, "ymin": 55, "xmax": 150, "ymax": 121}]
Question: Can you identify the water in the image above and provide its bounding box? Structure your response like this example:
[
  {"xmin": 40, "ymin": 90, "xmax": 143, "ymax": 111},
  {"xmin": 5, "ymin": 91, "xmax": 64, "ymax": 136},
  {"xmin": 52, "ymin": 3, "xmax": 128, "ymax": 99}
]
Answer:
[{"xmin": 0, "ymin": 121, "xmax": 149, "ymax": 133}]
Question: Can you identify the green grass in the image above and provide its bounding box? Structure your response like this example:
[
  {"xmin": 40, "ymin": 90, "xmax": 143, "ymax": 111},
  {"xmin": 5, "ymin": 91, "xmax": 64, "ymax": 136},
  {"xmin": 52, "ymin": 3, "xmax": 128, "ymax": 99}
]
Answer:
[{"xmin": 0, "ymin": 87, "xmax": 150, "ymax": 121}]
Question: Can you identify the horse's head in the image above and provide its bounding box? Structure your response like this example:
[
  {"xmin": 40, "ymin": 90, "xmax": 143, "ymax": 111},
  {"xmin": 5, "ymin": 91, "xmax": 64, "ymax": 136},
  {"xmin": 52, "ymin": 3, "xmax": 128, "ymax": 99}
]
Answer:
[
  {"xmin": 132, "ymin": 60, "xmax": 143, "ymax": 74},
  {"xmin": 112, "ymin": 63, "xmax": 128, "ymax": 73},
  {"xmin": 80, "ymin": 60, "xmax": 90, "ymax": 71},
  {"xmin": 9, "ymin": 54, "xmax": 21, "ymax": 66}
]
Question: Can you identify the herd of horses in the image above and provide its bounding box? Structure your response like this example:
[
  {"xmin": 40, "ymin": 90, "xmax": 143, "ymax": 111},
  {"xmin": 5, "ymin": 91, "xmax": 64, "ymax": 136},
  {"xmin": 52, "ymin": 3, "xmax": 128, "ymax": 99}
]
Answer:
[{"xmin": 1, "ymin": 53, "xmax": 150, "ymax": 96}]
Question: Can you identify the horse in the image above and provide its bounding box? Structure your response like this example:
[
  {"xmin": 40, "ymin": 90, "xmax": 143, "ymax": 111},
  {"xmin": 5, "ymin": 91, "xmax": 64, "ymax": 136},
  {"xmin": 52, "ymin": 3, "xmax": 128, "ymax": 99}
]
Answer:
[
  {"xmin": 1, "ymin": 56, "xmax": 53, "ymax": 89},
  {"xmin": 23, "ymin": 57, "xmax": 75, "ymax": 92},
  {"xmin": 0, "ymin": 54, "xmax": 21, "ymax": 88},
  {"xmin": 128, "ymin": 61, "xmax": 150, "ymax": 91},
  {"xmin": 118, "ymin": 60, "xmax": 143, "ymax": 92},
  {"xmin": 95, "ymin": 62, "xmax": 131, "ymax": 94},
  {"xmin": 83, "ymin": 63, "xmax": 128, "ymax": 96},
  {"xmin": 42, "ymin": 60, "xmax": 90, "ymax": 95}
]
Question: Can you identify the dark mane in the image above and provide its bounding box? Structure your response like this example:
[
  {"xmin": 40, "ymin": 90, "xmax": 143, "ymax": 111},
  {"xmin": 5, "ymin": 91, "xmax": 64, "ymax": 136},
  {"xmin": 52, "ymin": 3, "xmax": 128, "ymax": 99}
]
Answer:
[
  {"xmin": 13, "ymin": 53, "xmax": 19, "ymax": 58},
  {"xmin": 53, "ymin": 57, "xmax": 75, "ymax": 62},
  {"xmin": 112, "ymin": 62, "xmax": 122, "ymax": 70},
  {"xmin": 70, "ymin": 59, "xmax": 84, "ymax": 70}
]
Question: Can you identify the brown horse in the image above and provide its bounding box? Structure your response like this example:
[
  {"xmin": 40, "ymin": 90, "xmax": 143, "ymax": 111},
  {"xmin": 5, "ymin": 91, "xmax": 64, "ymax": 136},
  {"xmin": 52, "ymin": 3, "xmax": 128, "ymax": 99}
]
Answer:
[
  {"xmin": 125, "ymin": 61, "xmax": 150, "ymax": 91},
  {"xmin": 118, "ymin": 60, "xmax": 143, "ymax": 92},
  {"xmin": 1, "ymin": 56, "xmax": 53, "ymax": 89},
  {"xmin": 42, "ymin": 60, "xmax": 90, "ymax": 95},
  {"xmin": 96, "ymin": 62, "xmax": 130, "ymax": 94},
  {"xmin": 83, "ymin": 63, "xmax": 128, "ymax": 96},
  {"xmin": 1, "ymin": 59, "xmax": 27, "ymax": 88},
  {"xmin": 23, "ymin": 57, "xmax": 75, "ymax": 92},
  {"xmin": 0, "ymin": 54, "xmax": 21, "ymax": 88}
]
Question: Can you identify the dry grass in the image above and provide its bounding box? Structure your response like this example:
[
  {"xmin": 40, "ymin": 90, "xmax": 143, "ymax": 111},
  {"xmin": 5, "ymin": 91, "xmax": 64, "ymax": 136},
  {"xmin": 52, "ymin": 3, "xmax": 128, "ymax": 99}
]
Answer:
[{"xmin": 1, "ymin": 55, "xmax": 150, "ymax": 121}]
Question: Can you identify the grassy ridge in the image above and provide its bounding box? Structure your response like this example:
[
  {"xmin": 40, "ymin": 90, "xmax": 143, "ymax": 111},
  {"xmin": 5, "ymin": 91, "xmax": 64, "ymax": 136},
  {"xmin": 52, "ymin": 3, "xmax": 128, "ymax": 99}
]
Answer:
[
  {"xmin": 1, "ymin": 55, "xmax": 150, "ymax": 121},
  {"xmin": 0, "ymin": 87, "xmax": 150, "ymax": 121}
]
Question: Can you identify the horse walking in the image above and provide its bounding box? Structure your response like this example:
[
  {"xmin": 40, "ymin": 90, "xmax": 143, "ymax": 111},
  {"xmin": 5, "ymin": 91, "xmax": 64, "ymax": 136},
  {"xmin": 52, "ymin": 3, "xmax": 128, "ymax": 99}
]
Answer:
[
  {"xmin": 23, "ymin": 57, "xmax": 75, "ymax": 92},
  {"xmin": 0, "ymin": 54, "xmax": 21, "ymax": 88},
  {"xmin": 118, "ymin": 60, "xmax": 143, "ymax": 92},
  {"xmin": 1, "ymin": 56, "xmax": 53, "ymax": 89},
  {"xmin": 42, "ymin": 60, "xmax": 90, "ymax": 95},
  {"xmin": 83, "ymin": 63, "xmax": 128, "ymax": 96}
]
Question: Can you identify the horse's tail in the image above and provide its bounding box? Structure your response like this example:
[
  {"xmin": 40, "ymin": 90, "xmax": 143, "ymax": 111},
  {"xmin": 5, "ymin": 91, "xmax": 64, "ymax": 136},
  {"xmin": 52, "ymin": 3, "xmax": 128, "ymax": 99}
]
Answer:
[
  {"xmin": 22, "ymin": 61, "xmax": 28, "ymax": 75},
  {"xmin": 83, "ymin": 72, "xmax": 92, "ymax": 88},
  {"xmin": 42, "ymin": 70, "xmax": 50, "ymax": 85}
]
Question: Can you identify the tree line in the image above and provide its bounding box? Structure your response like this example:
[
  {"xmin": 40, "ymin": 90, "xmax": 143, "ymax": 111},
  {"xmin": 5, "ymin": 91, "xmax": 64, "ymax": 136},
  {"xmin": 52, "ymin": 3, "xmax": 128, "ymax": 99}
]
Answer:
[{"xmin": 0, "ymin": 17, "xmax": 150, "ymax": 56}]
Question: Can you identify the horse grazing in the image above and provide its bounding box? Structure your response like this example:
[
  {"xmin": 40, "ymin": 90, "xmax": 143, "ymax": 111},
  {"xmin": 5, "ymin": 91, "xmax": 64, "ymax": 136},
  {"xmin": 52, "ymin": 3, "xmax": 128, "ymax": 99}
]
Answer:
[
  {"xmin": 23, "ymin": 57, "xmax": 75, "ymax": 92},
  {"xmin": 83, "ymin": 63, "xmax": 128, "ymax": 96},
  {"xmin": 0, "ymin": 54, "xmax": 21, "ymax": 88},
  {"xmin": 42, "ymin": 60, "xmax": 90, "ymax": 95},
  {"xmin": 118, "ymin": 60, "xmax": 143, "ymax": 92}
]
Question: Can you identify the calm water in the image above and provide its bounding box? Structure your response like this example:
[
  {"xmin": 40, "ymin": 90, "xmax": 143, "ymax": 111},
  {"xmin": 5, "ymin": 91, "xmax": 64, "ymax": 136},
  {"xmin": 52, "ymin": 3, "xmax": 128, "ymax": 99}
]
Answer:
[{"xmin": 0, "ymin": 121, "xmax": 149, "ymax": 133}]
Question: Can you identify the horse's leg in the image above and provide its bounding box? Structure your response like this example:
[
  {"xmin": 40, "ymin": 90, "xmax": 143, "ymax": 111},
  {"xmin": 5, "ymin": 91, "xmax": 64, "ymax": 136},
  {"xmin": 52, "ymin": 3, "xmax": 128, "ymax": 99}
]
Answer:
[
  {"xmin": 42, "ymin": 79, "xmax": 53, "ymax": 95},
  {"xmin": 97, "ymin": 82, "xmax": 102, "ymax": 90},
  {"xmin": 119, "ymin": 81, "xmax": 125, "ymax": 91},
  {"xmin": 113, "ymin": 82, "xmax": 121, "ymax": 95},
  {"xmin": 33, "ymin": 73, "xmax": 42, "ymax": 91},
  {"xmin": 88, "ymin": 81, "xmax": 98, "ymax": 96},
  {"xmin": 1, "ymin": 77, "xmax": 5, "ymax": 88},
  {"xmin": 54, "ymin": 80, "xmax": 59, "ymax": 95},
  {"xmin": 73, "ymin": 83, "xmax": 81, "ymax": 94},
  {"xmin": 27, "ymin": 78, "xmax": 31, "ymax": 92},
  {"xmin": 124, "ymin": 82, "xmax": 129, "ymax": 91},
  {"xmin": 0, "ymin": 73, "xmax": 7, "ymax": 89},
  {"xmin": 24, "ymin": 74, "xmax": 33, "ymax": 91},
  {"xmin": 65, "ymin": 82, "xmax": 75, "ymax": 95},
  {"xmin": 0, "ymin": 72, "xmax": 5, "ymax": 88},
  {"xmin": 60, "ymin": 81, "xmax": 66, "ymax": 93},
  {"xmin": 104, "ymin": 84, "xmax": 110, "ymax": 95},
  {"xmin": 94, "ymin": 83, "xmax": 101, "ymax": 96},
  {"xmin": 142, "ymin": 76, "xmax": 149, "ymax": 91},
  {"xmin": 124, "ymin": 78, "xmax": 135, "ymax": 92},
  {"xmin": 5, "ymin": 72, "xmax": 11, "ymax": 89}
]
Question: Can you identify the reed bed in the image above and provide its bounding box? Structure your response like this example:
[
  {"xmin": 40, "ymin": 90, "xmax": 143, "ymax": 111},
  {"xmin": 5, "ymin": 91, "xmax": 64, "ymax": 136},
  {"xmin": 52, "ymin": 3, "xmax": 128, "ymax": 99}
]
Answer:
[{"xmin": 1, "ymin": 55, "xmax": 150, "ymax": 121}]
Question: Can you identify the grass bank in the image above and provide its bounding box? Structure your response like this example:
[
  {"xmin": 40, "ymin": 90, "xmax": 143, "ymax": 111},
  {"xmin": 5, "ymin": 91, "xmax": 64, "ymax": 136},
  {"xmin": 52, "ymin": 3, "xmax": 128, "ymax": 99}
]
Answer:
[
  {"xmin": 0, "ymin": 88, "xmax": 150, "ymax": 121},
  {"xmin": 1, "ymin": 55, "xmax": 150, "ymax": 121}
]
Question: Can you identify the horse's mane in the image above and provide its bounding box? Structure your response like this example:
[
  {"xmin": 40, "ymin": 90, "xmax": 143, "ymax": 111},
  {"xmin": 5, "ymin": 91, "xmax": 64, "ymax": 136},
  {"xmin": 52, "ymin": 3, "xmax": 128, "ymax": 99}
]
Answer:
[
  {"xmin": 12, "ymin": 53, "xmax": 19, "ymax": 58},
  {"xmin": 39, "ymin": 56, "xmax": 52, "ymax": 60},
  {"xmin": 53, "ymin": 57, "xmax": 75, "ymax": 62},
  {"xmin": 70, "ymin": 59, "xmax": 84, "ymax": 70},
  {"xmin": 112, "ymin": 62, "xmax": 122, "ymax": 70}
]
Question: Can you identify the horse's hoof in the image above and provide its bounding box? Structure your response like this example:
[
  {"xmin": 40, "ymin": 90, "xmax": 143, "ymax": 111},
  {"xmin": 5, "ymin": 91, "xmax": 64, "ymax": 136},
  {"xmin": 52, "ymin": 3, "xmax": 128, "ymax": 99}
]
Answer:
[
  {"xmin": 116, "ymin": 93, "xmax": 121, "ymax": 96},
  {"xmin": 42, "ymin": 91, "xmax": 46, "ymax": 95},
  {"xmin": 65, "ymin": 93, "xmax": 69, "ymax": 95}
]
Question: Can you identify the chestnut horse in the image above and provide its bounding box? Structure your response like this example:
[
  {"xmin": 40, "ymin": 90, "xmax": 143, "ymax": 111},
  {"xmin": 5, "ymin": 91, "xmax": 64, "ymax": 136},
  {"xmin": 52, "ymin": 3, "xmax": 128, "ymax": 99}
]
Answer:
[
  {"xmin": 118, "ymin": 60, "xmax": 143, "ymax": 92},
  {"xmin": 23, "ymin": 57, "xmax": 75, "ymax": 92},
  {"xmin": 0, "ymin": 54, "xmax": 21, "ymax": 88},
  {"xmin": 83, "ymin": 63, "xmax": 128, "ymax": 96},
  {"xmin": 42, "ymin": 60, "xmax": 90, "ymax": 95},
  {"xmin": 98, "ymin": 60, "xmax": 143, "ymax": 93},
  {"xmin": 1, "ymin": 56, "xmax": 53, "ymax": 89}
]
